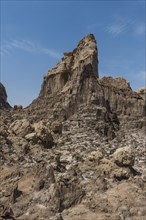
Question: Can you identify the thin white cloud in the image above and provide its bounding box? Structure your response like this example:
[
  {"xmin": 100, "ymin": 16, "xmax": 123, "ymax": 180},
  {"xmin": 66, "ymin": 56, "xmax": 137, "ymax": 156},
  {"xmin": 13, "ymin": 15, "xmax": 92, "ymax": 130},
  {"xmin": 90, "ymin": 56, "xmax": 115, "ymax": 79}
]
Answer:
[
  {"xmin": 0, "ymin": 39, "xmax": 62, "ymax": 59},
  {"xmin": 104, "ymin": 16, "xmax": 145, "ymax": 39},
  {"xmin": 134, "ymin": 23, "xmax": 145, "ymax": 36},
  {"xmin": 104, "ymin": 20, "xmax": 129, "ymax": 37}
]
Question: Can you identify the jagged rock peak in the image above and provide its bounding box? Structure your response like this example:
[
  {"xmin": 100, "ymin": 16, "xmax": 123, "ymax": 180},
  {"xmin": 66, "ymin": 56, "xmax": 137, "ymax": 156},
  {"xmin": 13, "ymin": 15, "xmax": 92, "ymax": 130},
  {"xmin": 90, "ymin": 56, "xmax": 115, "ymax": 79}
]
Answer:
[
  {"xmin": 44, "ymin": 33, "xmax": 98, "ymax": 79},
  {"xmin": 37, "ymin": 34, "xmax": 99, "ymax": 99},
  {"xmin": 0, "ymin": 82, "xmax": 10, "ymax": 109},
  {"xmin": 30, "ymin": 34, "xmax": 145, "ymax": 122}
]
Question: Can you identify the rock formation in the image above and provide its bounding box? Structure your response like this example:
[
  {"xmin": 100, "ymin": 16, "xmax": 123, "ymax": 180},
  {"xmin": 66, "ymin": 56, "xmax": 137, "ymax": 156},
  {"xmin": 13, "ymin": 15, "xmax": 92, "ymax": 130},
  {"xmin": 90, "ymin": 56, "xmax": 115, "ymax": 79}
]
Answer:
[
  {"xmin": 28, "ymin": 34, "xmax": 145, "ymax": 127},
  {"xmin": 0, "ymin": 34, "xmax": 146, "ymax": 220},
  {"xmin": 0, "ymin": 82, "xmax": 11, "ymax": 109}
]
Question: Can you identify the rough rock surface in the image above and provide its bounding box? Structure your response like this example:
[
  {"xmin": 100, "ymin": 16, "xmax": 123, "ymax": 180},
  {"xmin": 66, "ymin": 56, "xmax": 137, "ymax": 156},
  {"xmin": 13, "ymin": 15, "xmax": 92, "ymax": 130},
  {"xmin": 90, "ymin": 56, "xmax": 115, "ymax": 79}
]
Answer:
[
  {"xmin": 0, "ymin": 34, "xmax": 146, "ymax": 220},
  {"xmin": 0, "ymin": 82, "xmax": 11, "ymax": 109},
  {"xmin": 138, "ymin": 87, "xmax": 146, "ymax": 100}
]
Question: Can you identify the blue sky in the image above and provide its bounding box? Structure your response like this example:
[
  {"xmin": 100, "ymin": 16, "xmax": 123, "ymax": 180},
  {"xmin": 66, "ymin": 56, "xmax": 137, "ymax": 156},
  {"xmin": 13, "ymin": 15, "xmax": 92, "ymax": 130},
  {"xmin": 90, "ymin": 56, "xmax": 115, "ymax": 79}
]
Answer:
[{"xmin": 0, "ymin": 0, "xmax": 145, "ymax": 107}]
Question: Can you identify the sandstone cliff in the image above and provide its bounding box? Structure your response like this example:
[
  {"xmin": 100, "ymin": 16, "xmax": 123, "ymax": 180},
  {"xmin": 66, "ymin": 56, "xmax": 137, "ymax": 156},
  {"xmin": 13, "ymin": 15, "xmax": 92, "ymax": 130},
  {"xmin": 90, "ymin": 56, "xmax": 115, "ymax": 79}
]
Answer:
[
  {"xmin": 27, "ymin": 34, "xmax": 145, "ymax": 132},
  {"xmin": 0, "ymin": 34, "xmax": 146, "ymax": 220}
]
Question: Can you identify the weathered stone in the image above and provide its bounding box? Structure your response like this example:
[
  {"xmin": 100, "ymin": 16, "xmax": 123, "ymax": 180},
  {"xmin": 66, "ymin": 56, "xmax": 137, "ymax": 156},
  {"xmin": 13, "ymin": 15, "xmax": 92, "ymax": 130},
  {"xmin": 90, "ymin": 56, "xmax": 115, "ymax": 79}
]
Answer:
[
  {"xmin": 1, "ymin": 204, "xmax": 14, "ymax": 219},
  {"xmin": 87, "ymin": 150, "xmax": 103, "ymax": 163},
  {"xmin": 9, "ymin": 119, "xmax": 33, "ymax": 137},
  {"xmin": 137, "ymin": 87, "xmax": 146, "ymax": 100},
  {"xmin": 25, "ymin": 132, "xmax": 37, "ymax": 141},
  {"xmin": 14, "ymin": 104, "xmax": 23, "ymax": 110},
  {"xmin": 11, "ymin": 183, "xmax": 22, "ymax": 203},
  {"xmin": 32, "ymin": 121, "xmax": 53, "ymax": 147},
  {"xmin": 112, "ymin": 146, "xmax": 135, "ymax": 167},
  {"xmin": 51, "ymin": 121, "xmax": 62, "ymax": 134},
  {"xmin": 113, "ymin": 167, "xmax": 132, "ymax": 180}
]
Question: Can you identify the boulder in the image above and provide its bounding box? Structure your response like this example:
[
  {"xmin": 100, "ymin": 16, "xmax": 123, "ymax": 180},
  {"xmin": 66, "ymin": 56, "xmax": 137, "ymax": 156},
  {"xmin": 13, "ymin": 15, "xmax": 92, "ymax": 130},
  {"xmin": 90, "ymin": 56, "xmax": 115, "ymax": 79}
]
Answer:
[
  {"xmin": 51, "ymin": 121, "xmax": 62, "ymax": 134},
  {"xmin": 32, "ymin": 121, "xmax": 53, "ymax": 147},
  {"xmin": 112, "ymin": 146, "xmax": 135, "ymax": 167},
  {"xmin": 113, "ymin": 168, "xmax": 132, "ymax": 180},
  {"xmin": 14, "ymin": 105, "xmax": 23, "ymax": 110},
  {"xmin": 9, "ymin": 119, "xmax": 33, "ymax": 137}
]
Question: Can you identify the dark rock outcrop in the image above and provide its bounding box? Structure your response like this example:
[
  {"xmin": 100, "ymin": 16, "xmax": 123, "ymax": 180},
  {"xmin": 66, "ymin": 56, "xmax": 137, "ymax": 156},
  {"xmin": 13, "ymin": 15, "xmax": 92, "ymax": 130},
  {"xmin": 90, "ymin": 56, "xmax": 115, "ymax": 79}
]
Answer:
[{"xmin": 0, "ymin": 82, "xmax": 11, "ymax": 109}]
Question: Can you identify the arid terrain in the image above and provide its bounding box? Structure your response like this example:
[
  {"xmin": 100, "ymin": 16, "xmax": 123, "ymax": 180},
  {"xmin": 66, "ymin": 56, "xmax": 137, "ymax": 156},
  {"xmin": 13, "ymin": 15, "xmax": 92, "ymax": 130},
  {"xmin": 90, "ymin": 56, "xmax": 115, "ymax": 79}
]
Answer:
[{"xmin": 0, "ymin": 34, "xmax": 146, "ymax": 220}]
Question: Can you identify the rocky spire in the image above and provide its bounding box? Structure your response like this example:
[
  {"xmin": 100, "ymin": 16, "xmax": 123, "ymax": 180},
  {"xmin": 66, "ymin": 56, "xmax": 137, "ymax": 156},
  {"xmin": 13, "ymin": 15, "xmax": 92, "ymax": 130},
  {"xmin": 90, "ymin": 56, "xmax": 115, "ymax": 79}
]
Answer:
[
  {"xmin": 46, "ymin": 34, "xmax": 98, "ymax": 78},
  {"xmin": 28, "ymin": 34, "xmax": 145, "ymax": 123},
  {"xmin": 38, "ymin": 34, "xmax": 98, "ymax": 97}
]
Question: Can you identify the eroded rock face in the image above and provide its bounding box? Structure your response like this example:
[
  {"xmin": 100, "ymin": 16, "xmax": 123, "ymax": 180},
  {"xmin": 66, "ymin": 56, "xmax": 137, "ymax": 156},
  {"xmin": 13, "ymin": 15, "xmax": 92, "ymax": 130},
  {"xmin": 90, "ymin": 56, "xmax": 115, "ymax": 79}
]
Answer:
[
  {"xmin": 28, "ymin": 34, "xmax": 99, "ymax": 121},
  {"xmin": 28, "ymin": 34, "xmax": 145, "ymax": 130},
  {"xmin": 0, "ymin": 34, "xmax": 146, "ymax": 220},
  {"xmin": 41, "ymin": 34, "xmax": 98, "ymax": 96},
  {"xmin": 99, "ymin": 76, "xmax": 145, "ymax": 117}
]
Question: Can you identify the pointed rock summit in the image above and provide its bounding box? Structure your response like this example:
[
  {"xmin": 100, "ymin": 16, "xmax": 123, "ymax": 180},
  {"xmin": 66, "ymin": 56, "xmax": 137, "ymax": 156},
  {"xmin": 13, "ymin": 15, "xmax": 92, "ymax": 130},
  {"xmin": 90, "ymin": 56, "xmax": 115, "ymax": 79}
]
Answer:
[
  {"xmin": 28, "ymin": 34, "xmax": 145, "ymax": 126},
  {"xmin": 40, "ymin": 33, "xmax": 98, "ymax": 97},
  {"xmin": 28, "ymin": 34, "xmax": 100, "ymax": 120}
]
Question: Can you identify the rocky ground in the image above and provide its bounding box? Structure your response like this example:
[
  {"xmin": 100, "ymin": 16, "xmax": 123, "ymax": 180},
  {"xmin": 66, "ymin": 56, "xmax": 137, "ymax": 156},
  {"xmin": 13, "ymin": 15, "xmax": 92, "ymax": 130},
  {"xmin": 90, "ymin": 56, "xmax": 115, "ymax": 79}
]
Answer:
[{"xmin": 0, "ymin": 34, "xmax": 146, "ymax": 220}]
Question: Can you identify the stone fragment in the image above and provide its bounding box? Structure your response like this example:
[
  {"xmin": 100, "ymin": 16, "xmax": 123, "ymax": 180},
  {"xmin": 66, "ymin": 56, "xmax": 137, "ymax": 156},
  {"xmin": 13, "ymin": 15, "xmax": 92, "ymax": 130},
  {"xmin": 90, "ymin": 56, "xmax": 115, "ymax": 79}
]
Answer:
[
  {"xmin": 11, "ymin": 184, "xmax": 22, "ymax": 203},
  {"xmin": 32, "ymin": 121, "xmax": 53, "ymax": 147},
  {"xmin": 51, "ymin": 121, "xmax": 62, "ymax": 134},
  {"xmin": 9, "ymin": 119, "xmax": 33, "ymax": 137},
  {"xmin": 113, "ymin": 168, "xmax": 131, "ymax": 180},
  {"xmin": 14, "ymin": 104, "xmax": 23, "ymax": 110},
  {"xmin": 112, "ymin": 146, "xmax": 135, "ymax": 167},
  {"xmin": 1, "ymin": 205, "xmax": 14, "ymax": 219},
  {"xmin": 25, "ymin": 132, "xmax": 37, "ymax": 141},
  {"xmin": 88, "ymin": 150, "xmax": 103, "ymax": 163}
]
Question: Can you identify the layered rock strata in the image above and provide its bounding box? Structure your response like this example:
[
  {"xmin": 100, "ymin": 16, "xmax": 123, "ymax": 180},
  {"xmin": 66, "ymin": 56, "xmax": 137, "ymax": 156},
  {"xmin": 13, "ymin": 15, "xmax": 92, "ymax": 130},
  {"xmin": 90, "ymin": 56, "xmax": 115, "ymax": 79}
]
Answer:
[{"xmin": 28, "ymin": 34, "xmax": 145, "ymax": 125}]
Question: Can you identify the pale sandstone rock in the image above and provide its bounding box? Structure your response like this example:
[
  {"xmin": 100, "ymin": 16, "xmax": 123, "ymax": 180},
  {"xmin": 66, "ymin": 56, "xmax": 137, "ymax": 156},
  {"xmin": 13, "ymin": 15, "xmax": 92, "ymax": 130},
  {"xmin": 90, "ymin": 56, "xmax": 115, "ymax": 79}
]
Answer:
[
  {"xmin": 112, "ymin": 146, "xmax": 135, "ymax": 167},
  {"xmin": 32, "ymin": 121, "xmax": 53, "ymax": 146},
  {"xmin": 113, "ymin": 167, "xmax": 132, "ymax": 180},
  {"xmin": 9, "ymin": 119, "xmax": 33, "ymax": 137},
  {"xmin": 25, "ymin": 132, "xmax": 36, "ymax": 141}
]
